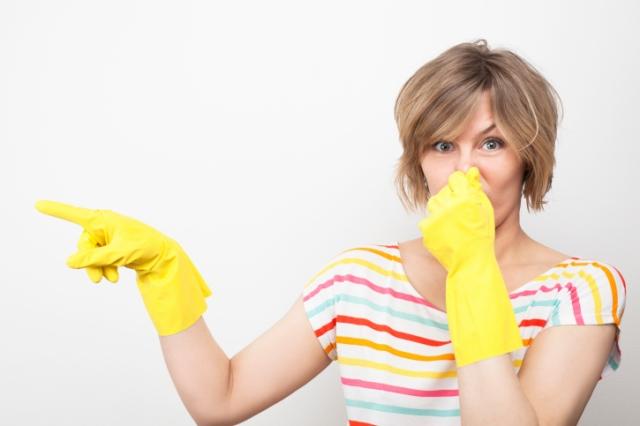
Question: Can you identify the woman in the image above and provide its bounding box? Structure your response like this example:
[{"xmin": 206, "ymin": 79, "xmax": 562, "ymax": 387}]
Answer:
[{"xmin": 36, "ymin": 39, "xmax": 626, "ymax": 425}]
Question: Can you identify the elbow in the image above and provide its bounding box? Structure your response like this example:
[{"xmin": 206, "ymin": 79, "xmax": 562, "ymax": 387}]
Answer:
[
  {"xmin": 193, "ymin": 406, "xmax": 234, "ymax": 426},
  {"xmin": 188, "ymin": 403, "xmax": 230, "ymax": 426},
  {"xmin": 194, "ymin": 415, "xmax": 229, "ymax": 426},
  {"xmin": 193, "ymin": 402, "xmax": 234, "ymax": 426}
]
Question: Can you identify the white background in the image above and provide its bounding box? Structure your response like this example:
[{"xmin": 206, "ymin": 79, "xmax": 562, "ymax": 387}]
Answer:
[{"xmin": 1, "ymin": 1, "xmax": 638, "ymax": 424}]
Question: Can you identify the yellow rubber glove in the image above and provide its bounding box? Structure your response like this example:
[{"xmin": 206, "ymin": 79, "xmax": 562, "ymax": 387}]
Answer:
[
  {"xmin": 418, "ymin": 167, "xmax": 524, "ymax": 367},
  {"xmin": 35, "ymin": 200, "xmax": 212, "ymax": 336}
]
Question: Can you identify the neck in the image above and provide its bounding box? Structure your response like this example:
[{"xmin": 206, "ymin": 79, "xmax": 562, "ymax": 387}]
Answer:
[{"xmin": 493, "ymin": 202, "xmax": 530, "ymax": 267}]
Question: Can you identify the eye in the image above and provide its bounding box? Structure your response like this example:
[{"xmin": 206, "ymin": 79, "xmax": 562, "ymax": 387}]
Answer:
[
  {"xmin": 432, "ymin": 141, "xmax": 453, "ymax": 152},
  {"xmin": 430, "ymin": 138, "xmax": 505, "ymax": 153},
  {"xmin": 482, "ymin": 138, "xmax": 504, "ymax": 151}
]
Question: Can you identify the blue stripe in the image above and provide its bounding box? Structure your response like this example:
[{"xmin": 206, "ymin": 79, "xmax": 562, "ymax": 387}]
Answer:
[{"xmin": 345, "ymin": 398, "xmax": 460, "ymax": 417}]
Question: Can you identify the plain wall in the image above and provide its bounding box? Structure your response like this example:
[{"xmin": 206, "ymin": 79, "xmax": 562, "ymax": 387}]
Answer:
[{"xmin": 1, "ymin": 0, "xmax": 638, "ymax": 424}]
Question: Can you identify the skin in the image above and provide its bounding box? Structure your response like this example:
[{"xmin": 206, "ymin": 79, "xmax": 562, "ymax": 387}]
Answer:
[
  {"xmin": 423, "ymin": 89, "xmax": 535, "ymax": 264},
  {"xmin": 400, "ymin": 89, "xmax": 570, "ymax": 305},
  {"xmin": 404, "ymin": 89, "xmax": 569, "ymax": 425},
  {"xmin": 153, "ymin": 88, "xmax": 612, "ymax": 425}
]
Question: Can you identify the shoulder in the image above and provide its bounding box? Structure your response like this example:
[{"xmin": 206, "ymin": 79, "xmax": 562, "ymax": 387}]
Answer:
[
  {"xmin": 553, "ymin": 258, "xmax": 627, "ymax": 327},
  {"xmin": 331, "ymin": 242, "xmax": 400, "ymax": 267},
  {"xmin": 302, "ymin": 243, "xmax": 398, "ymax": 290},
  {"xmin": 527, "ymin": 241, "xmax": 627, "ymax": 303},
  {"xmin": 561, "ymin": 258, "xmax": 627, "ymax": 291}
]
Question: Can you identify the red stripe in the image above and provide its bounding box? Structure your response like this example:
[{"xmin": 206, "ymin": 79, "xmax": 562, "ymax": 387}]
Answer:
[{"xmin": 338, "ymin": 314, "xmax": 449, "ymax": 347}]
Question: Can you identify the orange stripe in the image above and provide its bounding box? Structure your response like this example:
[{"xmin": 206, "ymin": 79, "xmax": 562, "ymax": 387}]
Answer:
[
  {"xmin": 590, "ymin": 261, "xmax": 622, "ymax": 326},
  {"xmin": 323, "ymin": 341, "xmax": 336, "ymax": 356},
  {"xmin": 336, "ymin": 335, "xmax": 455, "ymax": 362}
]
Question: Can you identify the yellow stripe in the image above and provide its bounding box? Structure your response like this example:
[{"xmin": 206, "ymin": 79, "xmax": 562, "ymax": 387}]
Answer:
[
  {"xmin": 304, "ymin": 248, "xmax": 408, "ymax": 289},
  {"xmin": 338, "ymin": 355, "xmax": 458, "ymax": 379},
  {"xmin": 578, "ymin": 268, "xmax": 604, "ymax": 324},
  {"xmin": 337, "ymin": 355, "xmax": 523, "ymax": 378}
]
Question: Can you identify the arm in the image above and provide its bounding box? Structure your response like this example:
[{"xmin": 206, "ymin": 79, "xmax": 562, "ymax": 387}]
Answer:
[
  {"xmin": 455, "ymin": 323, "xmax": 616, "ymax": 426},
  {"xmin": 417, "ymin": 169, "xmax": 533, "ymax": 423},
  {"xmin": 159, "ymin": 317, "xmax": 232, "ymax": 425},
  {"xmin": 34, "ymin": 200, "xmax": 332, "ymax": 424},
  {"xmin": 457, "ymin": 354, "xmax": 539, "ymax": 425},
  {"xmin": 518, "ymin": 324, "xmax": 617, "ymax": 425},
  {"xmin": 160, "ymin": 294, "xmax": 332, "ymax": 426},
  {"xmin": 456, "ymin": 295, "xmax": 618, "ymax": 426}
]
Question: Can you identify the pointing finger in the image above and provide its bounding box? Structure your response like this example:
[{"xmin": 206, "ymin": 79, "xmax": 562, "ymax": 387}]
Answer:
[{"xmin": 35, "ymin": 200, "xmax": 97, "ymax": 227}]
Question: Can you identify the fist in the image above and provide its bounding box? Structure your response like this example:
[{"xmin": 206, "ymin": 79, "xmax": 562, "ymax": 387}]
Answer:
[{"xmin": 417, "ymin": 167, "xmax": 495, "ymax": 270}]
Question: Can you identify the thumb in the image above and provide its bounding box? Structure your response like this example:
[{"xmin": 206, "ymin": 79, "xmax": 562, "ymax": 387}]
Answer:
[{"xmin": 66, "ymin": 244, "xmax": 128, "ymax": 269}]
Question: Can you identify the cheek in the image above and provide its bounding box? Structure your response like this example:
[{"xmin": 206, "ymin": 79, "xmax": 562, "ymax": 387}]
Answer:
[
  {"xmin": 480, "ymin": 164, "xmax": 522, "ymax": 201},
  {"xmin": 482, "ymin": 167, "xmax": 525, "ymax": 216},
  {"xmin": 422, "ymin": 161, "xmax": 454, "ymax": 195}
]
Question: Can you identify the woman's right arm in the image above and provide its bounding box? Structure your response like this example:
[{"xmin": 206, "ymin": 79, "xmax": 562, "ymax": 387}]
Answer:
[
  {"xmin": 34, "ymin": 201, "xmax": 331, "ymax": 424},
  {"xmin": 159, "ymin": 293, "xmax": 333, "ymax": 426}
]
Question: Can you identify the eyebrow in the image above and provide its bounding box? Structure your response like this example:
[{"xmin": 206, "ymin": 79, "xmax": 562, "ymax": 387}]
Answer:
[
  {"xmin": 479, "ymin": 123, "xmax": 496, "ymax": 135},
  {"xmin": 439, "ymin": 122, "xmax": 498, "ymax": 143}
]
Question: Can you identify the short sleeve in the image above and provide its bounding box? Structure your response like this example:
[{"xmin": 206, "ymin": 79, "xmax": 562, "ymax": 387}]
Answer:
[
  {"xmin": 543, "ymin": 260, "xmax": 627, "ymax": 379},
  {"xmin": 301, "ymin": 253, "xmax": 344, "ymax": 362}
]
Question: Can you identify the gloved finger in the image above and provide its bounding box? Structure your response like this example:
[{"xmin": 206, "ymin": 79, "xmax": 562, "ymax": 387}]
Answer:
[
  {"xmin": 103, "ymin": 266, "xmax": 119, "ymax": 283},
  {"xmin": 433, "ymin": 180, "xmax": 454, "ymax": 199},
  {"xmin": 66, "ymin": 243, "xmax": 129, "ymax": 269},
  {"xmin": 447, "ymin": 170, "xmax": 469, "ymax": 194},
  {"xmin": 77, "ymin": 230, "xmax": 105, "ymax": 283},
  {"xmin": 426, "ymin": 195, "xmax": 444, "ymax": 214},
  {"xmin": 465, "ymin": 167, "xmax": 483, "ymax": 191},
  {"xmin": 85, "ymin": 267, "xmax": 103, "ymax": 284},
  {"xmin": 35, "ymin": 200, "xmax": 97, "ymax": 228},
  {"xmin": 79, "ymin": 215, "xmax": 120, "ymax": 284}
]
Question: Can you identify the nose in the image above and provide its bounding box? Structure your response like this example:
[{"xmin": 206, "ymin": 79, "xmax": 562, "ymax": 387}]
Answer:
[{"xmin": 454, "ymin": 148, "xmax": 476, "ymax": 173}]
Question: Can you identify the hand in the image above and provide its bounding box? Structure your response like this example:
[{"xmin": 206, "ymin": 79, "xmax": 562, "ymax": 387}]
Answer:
[
  {"xmin": 416, "ymin": 168, "xmax": 523, "ymax": 366},
  {"xmin": 35, "ymin": 200, "xmax": 213, "ymax": 336},
  {"xmin": 418, "ymin": 167, "xmax": 495, "ymax": 271}
]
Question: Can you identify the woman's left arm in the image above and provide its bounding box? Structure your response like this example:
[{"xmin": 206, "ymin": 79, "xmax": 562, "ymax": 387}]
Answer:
[
  {"xmin": 456, "ymin": 323, "xmax": 616, "ymax": 426},
  {"xmin": 457, "ymin": 354, "xmax": 538, "ymax": 425},
  {"xmin": 419, "ymin": 168, "xmax": 623, "ymax": 425}
]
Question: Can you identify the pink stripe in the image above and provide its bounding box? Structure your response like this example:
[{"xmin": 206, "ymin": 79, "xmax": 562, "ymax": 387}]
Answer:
[
  {"xmin": 304, "ymin": 272, "xmax": 443, "ymax": 310},
  {"xmin": 510, "ymin": 282, "xmax": 564, "ymax": 299},
  {"xmin": 341, "ymin": 273, "xmax": 443, "ymax": 310},
  {"xmin": 303, "ymin": 276, "xmax": 334, "ymax": 302},
  {"xmin": 512, "ymin": 282, "xmax": 587, "ymax": 325},
  {"xmin": 341, "ymin": 377, "xmax": 458, "ymax": 397},
  {"xmin": 566, "ymin": 282, "xmax": 585, "ymax": 325}
]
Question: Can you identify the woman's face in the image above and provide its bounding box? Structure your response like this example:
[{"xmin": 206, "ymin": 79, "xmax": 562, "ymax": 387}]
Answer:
[{"xmin": 420, "ymin": 90, "xmax": 525, "ymax": 227}]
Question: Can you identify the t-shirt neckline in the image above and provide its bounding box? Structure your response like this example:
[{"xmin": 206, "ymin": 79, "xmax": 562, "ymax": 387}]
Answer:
[{"xmin": 394, "ymin": 241, "xmax": 578, "ymax": 316}]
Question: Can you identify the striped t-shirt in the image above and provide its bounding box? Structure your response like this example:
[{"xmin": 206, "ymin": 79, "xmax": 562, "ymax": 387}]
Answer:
[{"xmin": 302, "ymin": 242, "xmax": 627, "ymax": 426}]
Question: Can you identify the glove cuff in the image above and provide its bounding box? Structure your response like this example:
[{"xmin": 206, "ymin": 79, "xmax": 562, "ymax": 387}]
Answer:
[
  {"xmin": 137, "ymin": 242, "xmax": 213, "ymax": 336},
  {"xmin": 445, "ymin": 252, "xmax": 524, "ymax": 367}
]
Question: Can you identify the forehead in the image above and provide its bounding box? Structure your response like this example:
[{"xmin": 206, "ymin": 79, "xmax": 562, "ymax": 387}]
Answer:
[{"xmin": 458, "ymin": 90, "xmax": 510, "ymax": 137}]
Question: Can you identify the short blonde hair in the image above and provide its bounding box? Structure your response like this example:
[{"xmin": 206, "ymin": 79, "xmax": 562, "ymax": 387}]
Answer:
[{"xmin": 393, "ymin": 39, "xmax": 563, "ymax": 214}]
